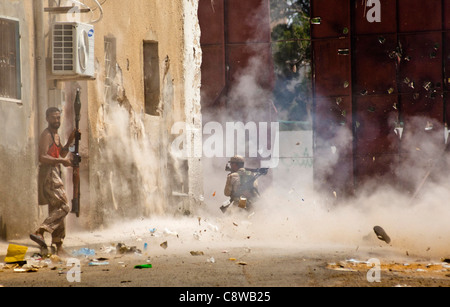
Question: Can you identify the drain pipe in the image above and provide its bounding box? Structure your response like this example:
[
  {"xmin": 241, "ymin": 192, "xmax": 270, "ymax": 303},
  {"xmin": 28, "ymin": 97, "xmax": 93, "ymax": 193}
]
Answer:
[{"xmin": 33, "ymin": 0, "xmax": 48, "ymax": 134}]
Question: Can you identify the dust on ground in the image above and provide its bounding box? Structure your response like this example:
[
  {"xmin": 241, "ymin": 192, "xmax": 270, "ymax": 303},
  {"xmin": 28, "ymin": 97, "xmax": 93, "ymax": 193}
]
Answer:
[{"xmin": 1, "ymin": 206, "xmax": 450, "ymax": 287}]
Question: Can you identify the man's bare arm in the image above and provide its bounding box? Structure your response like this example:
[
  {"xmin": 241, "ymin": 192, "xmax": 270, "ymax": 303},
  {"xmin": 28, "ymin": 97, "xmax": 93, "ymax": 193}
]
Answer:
[{"xmin": 60, "ymin": 129, "xmax": 78, "ymax": 158}]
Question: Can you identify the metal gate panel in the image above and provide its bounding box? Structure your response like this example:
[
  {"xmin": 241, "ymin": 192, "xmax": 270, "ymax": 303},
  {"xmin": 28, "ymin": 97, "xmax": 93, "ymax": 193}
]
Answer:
[
  {"xmin": 353, "ymin": 34, "xmax": 398, "ymax": 96},
  {"xmin": 354, "ymin": 154, "xmax": 399, "ymax": 188},
  {"xmin": 398, "ymin": 33, "xmax": 443, "ymax": 94},
  {"xmin": 354, "ymin": 96, "xmax": 399, "ymax": 156},
  {"xmin": 314, "ymin": 147, "xmax": 354, "ymax": 197},
  {"xmin": 400, "ymin": 93, "xmax": 445, "ymax": 152},
  {"xmin": 198, "ymin": 0, "xmax": 224, "ymax": 45},
  {"xmin": 311, "ymin": 0, "xmax": 350, "ymax": 39},
  {"xmin": 314, "ymin": 96, "xmax": 352, "ymax": 144},
  {"xmin": 314, "ymin": 96, "xmax": 353, "ymax": 188},
  {"xmin": 401, "ymin": 94, "xmax": 444, "ymax": 123},
  {"xmin": 313, "ymin": 38, "xmax": 351, "ymax": 97},
  {"xmin": 398, "ymin": 0, "xmax": 442, "ymax": 32},
  {"xmin": 353, "ymin": 0, "xmax": 397, "ymax": 35},
  {"xmin": 446, "ymin": 0, "xmax": 450, "ymax": 30},
  {"xmin": 227, "ymin": 43, "xmax": 274, "ymax": 91},
  {"xmin": 201, "ymin": 45, "xmax": 226, "ymax": 108},
  {"xmin": 199, "ymin": 0, "xmax": 226, "ymax": 109},
  {"xmin": 226, "ymin": 0, "xmax": 271, "ymax": 44},
  {"xmin": 445, "ymin": 32, "xmax": 450, "ymax": 92},
  {"xmin": 314, "ymin": 153, "xmax": 354, "ymax": 196}
]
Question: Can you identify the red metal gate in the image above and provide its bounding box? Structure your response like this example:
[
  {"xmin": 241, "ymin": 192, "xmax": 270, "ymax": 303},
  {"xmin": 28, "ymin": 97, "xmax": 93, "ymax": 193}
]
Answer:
[
  {"xmin": 312, "ymin": 0, "xmax": 450, "ymax": 195},
  {"xmin": 199, "ymin": 0, "xmax": 450, "ymax": 196}
]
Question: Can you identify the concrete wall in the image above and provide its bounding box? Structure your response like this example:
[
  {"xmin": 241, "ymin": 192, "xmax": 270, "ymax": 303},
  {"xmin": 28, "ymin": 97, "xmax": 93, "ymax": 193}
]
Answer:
[
  {"xmin": 0, "ymin": 0, "xmax": 39, "ymax": 240},
  {"xmin": 0, "ymin": 0, "xmax": 203, "ymax": 238},
  {"xmin": 62, "ymin": 0, "xmax": 204, "ymax": 228}
]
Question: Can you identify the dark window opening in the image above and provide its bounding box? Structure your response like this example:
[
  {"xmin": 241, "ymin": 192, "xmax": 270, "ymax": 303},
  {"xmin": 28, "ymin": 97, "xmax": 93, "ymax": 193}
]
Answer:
[
  {"xmin": 143, "ymin": 41, "xmax": 161, "ymax": 116},
  {"xmin": 0, "ymin": 18, "xmax": 21, "ymax": 100}
]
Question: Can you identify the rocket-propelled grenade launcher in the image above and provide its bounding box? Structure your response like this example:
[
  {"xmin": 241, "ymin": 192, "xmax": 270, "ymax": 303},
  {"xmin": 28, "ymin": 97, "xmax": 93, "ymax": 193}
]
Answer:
[{"xmin": 71, "ymin": 89, "xmax": 82, "ymax": 218}]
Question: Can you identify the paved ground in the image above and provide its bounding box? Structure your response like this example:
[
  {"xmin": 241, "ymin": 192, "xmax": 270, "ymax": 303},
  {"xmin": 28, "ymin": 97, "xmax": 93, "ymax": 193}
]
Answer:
[{"xmin": 1, "ymin": 207, "xmax": 450, "ymax": 290}]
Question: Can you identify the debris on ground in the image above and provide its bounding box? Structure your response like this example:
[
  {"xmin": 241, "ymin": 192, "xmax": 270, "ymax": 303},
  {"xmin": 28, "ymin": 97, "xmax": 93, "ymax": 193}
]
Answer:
[
  {"xmin": 193, "ymin": 231, "xmax": 200, "ymax": 240},
  {"xmin": 99, "ymin": 245, "xmax": 116, "ymax": 254},
  {"xmin": 13, "ymin": 267, "xmax": 38, "ymax": 273},
  {"xmin": 116, "ymin": 243, "xmax": 141, "ymax": 254},
  {"xmin": 4, "ymin": 244, "xmax": 28, "ymax": 264},
  {"xmin": 160, "ymin": 241, "xmax": 168, "ymax": 249},
  {"xmin": 207, "ymin": 223, "xmax": 219, "ymax": 232},
  {"xmin": 49, "ymin": 254, "xmax": 62, "ymax": 264},
  {"xmin": 88, "ymin": 260, "xmax": 109, "ymax": 266},
  {"xmin": 190, "ymin": 251, "xmax": 204, "ymax": 256},
  {"xmin": 373, "ymin": 226, "xmax": 391, "ymax": 244},
  {"xmin": 163, "ymin": 228, "xmax": 179, "ymax": 237},
  {"xmin": 0, "ymin": 251, "xmax": 57, "ymax": 274},
  {"xmin": 134, "ymin": 264, "xmax": 152, "ymax": 269},
  {"xmin": 72, "ymin": 247, "xmax": 95, "ymax": 257},
  {"xmin": 327, "ymin": 259, "xmax": 450, "ymax": 277}
]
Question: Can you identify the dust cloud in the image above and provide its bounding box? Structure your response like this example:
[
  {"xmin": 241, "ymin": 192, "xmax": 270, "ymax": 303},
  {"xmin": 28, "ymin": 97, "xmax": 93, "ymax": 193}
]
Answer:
[
  {"xmin": 79, "ymin": 102, "xmax": 448, "ymax": 266},
  {"xmin": 67, "ymin": 2, "xmax": 450, "ymax": 262}
]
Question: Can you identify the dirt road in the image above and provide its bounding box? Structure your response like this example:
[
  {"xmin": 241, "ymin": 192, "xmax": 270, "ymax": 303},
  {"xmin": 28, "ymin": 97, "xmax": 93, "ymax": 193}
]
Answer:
[{"xmin": 1, "ymin": 213, "xmax": 450, "ymax": 289}]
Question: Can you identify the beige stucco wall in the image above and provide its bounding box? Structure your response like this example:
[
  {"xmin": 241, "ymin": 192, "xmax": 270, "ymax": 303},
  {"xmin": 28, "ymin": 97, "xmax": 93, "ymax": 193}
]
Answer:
[
  {"xmin": 61, "ymin": 0, "xmax": 203, "ymax": 229},
  {"xmin": 0, "ymin": 0, "xmax": 39, "ymax": 240},
  {"xmin": 0, "ymin": 0, "xmax": 203, "ymax": 238}
]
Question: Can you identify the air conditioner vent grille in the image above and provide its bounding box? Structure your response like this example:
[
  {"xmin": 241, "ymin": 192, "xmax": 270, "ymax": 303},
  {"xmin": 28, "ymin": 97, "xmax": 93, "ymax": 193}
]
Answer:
[{"xmin": 52, "ymin": 24, "xmax": 74, "ymax": 72}]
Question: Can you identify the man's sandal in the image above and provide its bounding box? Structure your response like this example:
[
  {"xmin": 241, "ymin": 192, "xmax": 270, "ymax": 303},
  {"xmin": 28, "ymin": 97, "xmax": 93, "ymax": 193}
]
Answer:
[{"xmin": 30, "ymin": 233, "xmax": 47, "ymax": 249}]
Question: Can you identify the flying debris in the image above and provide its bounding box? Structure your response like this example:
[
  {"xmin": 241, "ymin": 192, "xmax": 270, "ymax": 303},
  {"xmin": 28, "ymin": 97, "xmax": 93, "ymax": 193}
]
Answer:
[{"xmin": 373, "ymin": 226, "xmax": 391, "ymax": 244}]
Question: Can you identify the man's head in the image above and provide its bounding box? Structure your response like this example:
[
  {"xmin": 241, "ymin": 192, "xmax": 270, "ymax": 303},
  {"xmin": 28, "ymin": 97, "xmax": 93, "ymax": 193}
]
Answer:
[
  {"xmin": 229, "ymin": 155, "xmax": 245, "ymax": 171},
  {"xmin": 46, "ymin": 107, "xmax": 62, "ymax": 130}
]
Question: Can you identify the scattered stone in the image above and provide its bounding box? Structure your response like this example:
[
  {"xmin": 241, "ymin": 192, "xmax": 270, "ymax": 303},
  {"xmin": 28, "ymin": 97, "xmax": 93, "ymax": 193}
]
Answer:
[
  {"xmin": 190, "ymin": 251, "xmax": 204, "ymax": 256},
  {"xmin": 373, "ymin": 226, "xmax": 391, "ymax": 244}
]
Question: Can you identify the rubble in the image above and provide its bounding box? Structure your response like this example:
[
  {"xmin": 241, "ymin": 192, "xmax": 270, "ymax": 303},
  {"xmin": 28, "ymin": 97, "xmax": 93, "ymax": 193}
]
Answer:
[
  {"xmin": 373, "ymin": 226, "xmax": 391, "ymax": 244},
  {"xmin": 134, "ymin": 264, "xmax": 152, "ymax": 269},
  {"xmin": 163, "ymin": 228, "xmax": 179, "ymax": 237},
  {"xmin": 13, "ymin": 267, "xmax": 38, "ymax": 273},
  {"xmin": 116, "ymin": 243, "xmax": 141, "ymax": 254},
  {"xmin": 4, "ymin": 244, "xmax": 28, "ymax": 264},
  {"xmin": 88, "ymin": 260, "xmax": 109, "ymax": 266},
  {"xmin": 72, "ymin": 247, "xmax": 95, "ymax": 257},
  {"xmin": 190, "ymin": 251, "xmax": 204, "ymax": 256},
  {"xmin": 327, "ymin": 259, "xmax": 450, "ymax": 277}
]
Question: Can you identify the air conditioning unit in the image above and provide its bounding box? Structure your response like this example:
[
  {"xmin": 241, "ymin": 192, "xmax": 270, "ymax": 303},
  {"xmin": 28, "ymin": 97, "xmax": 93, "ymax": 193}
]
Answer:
[{"xmin": 52, "ymin": 22, "xmax": 95, "ymax": 78}]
